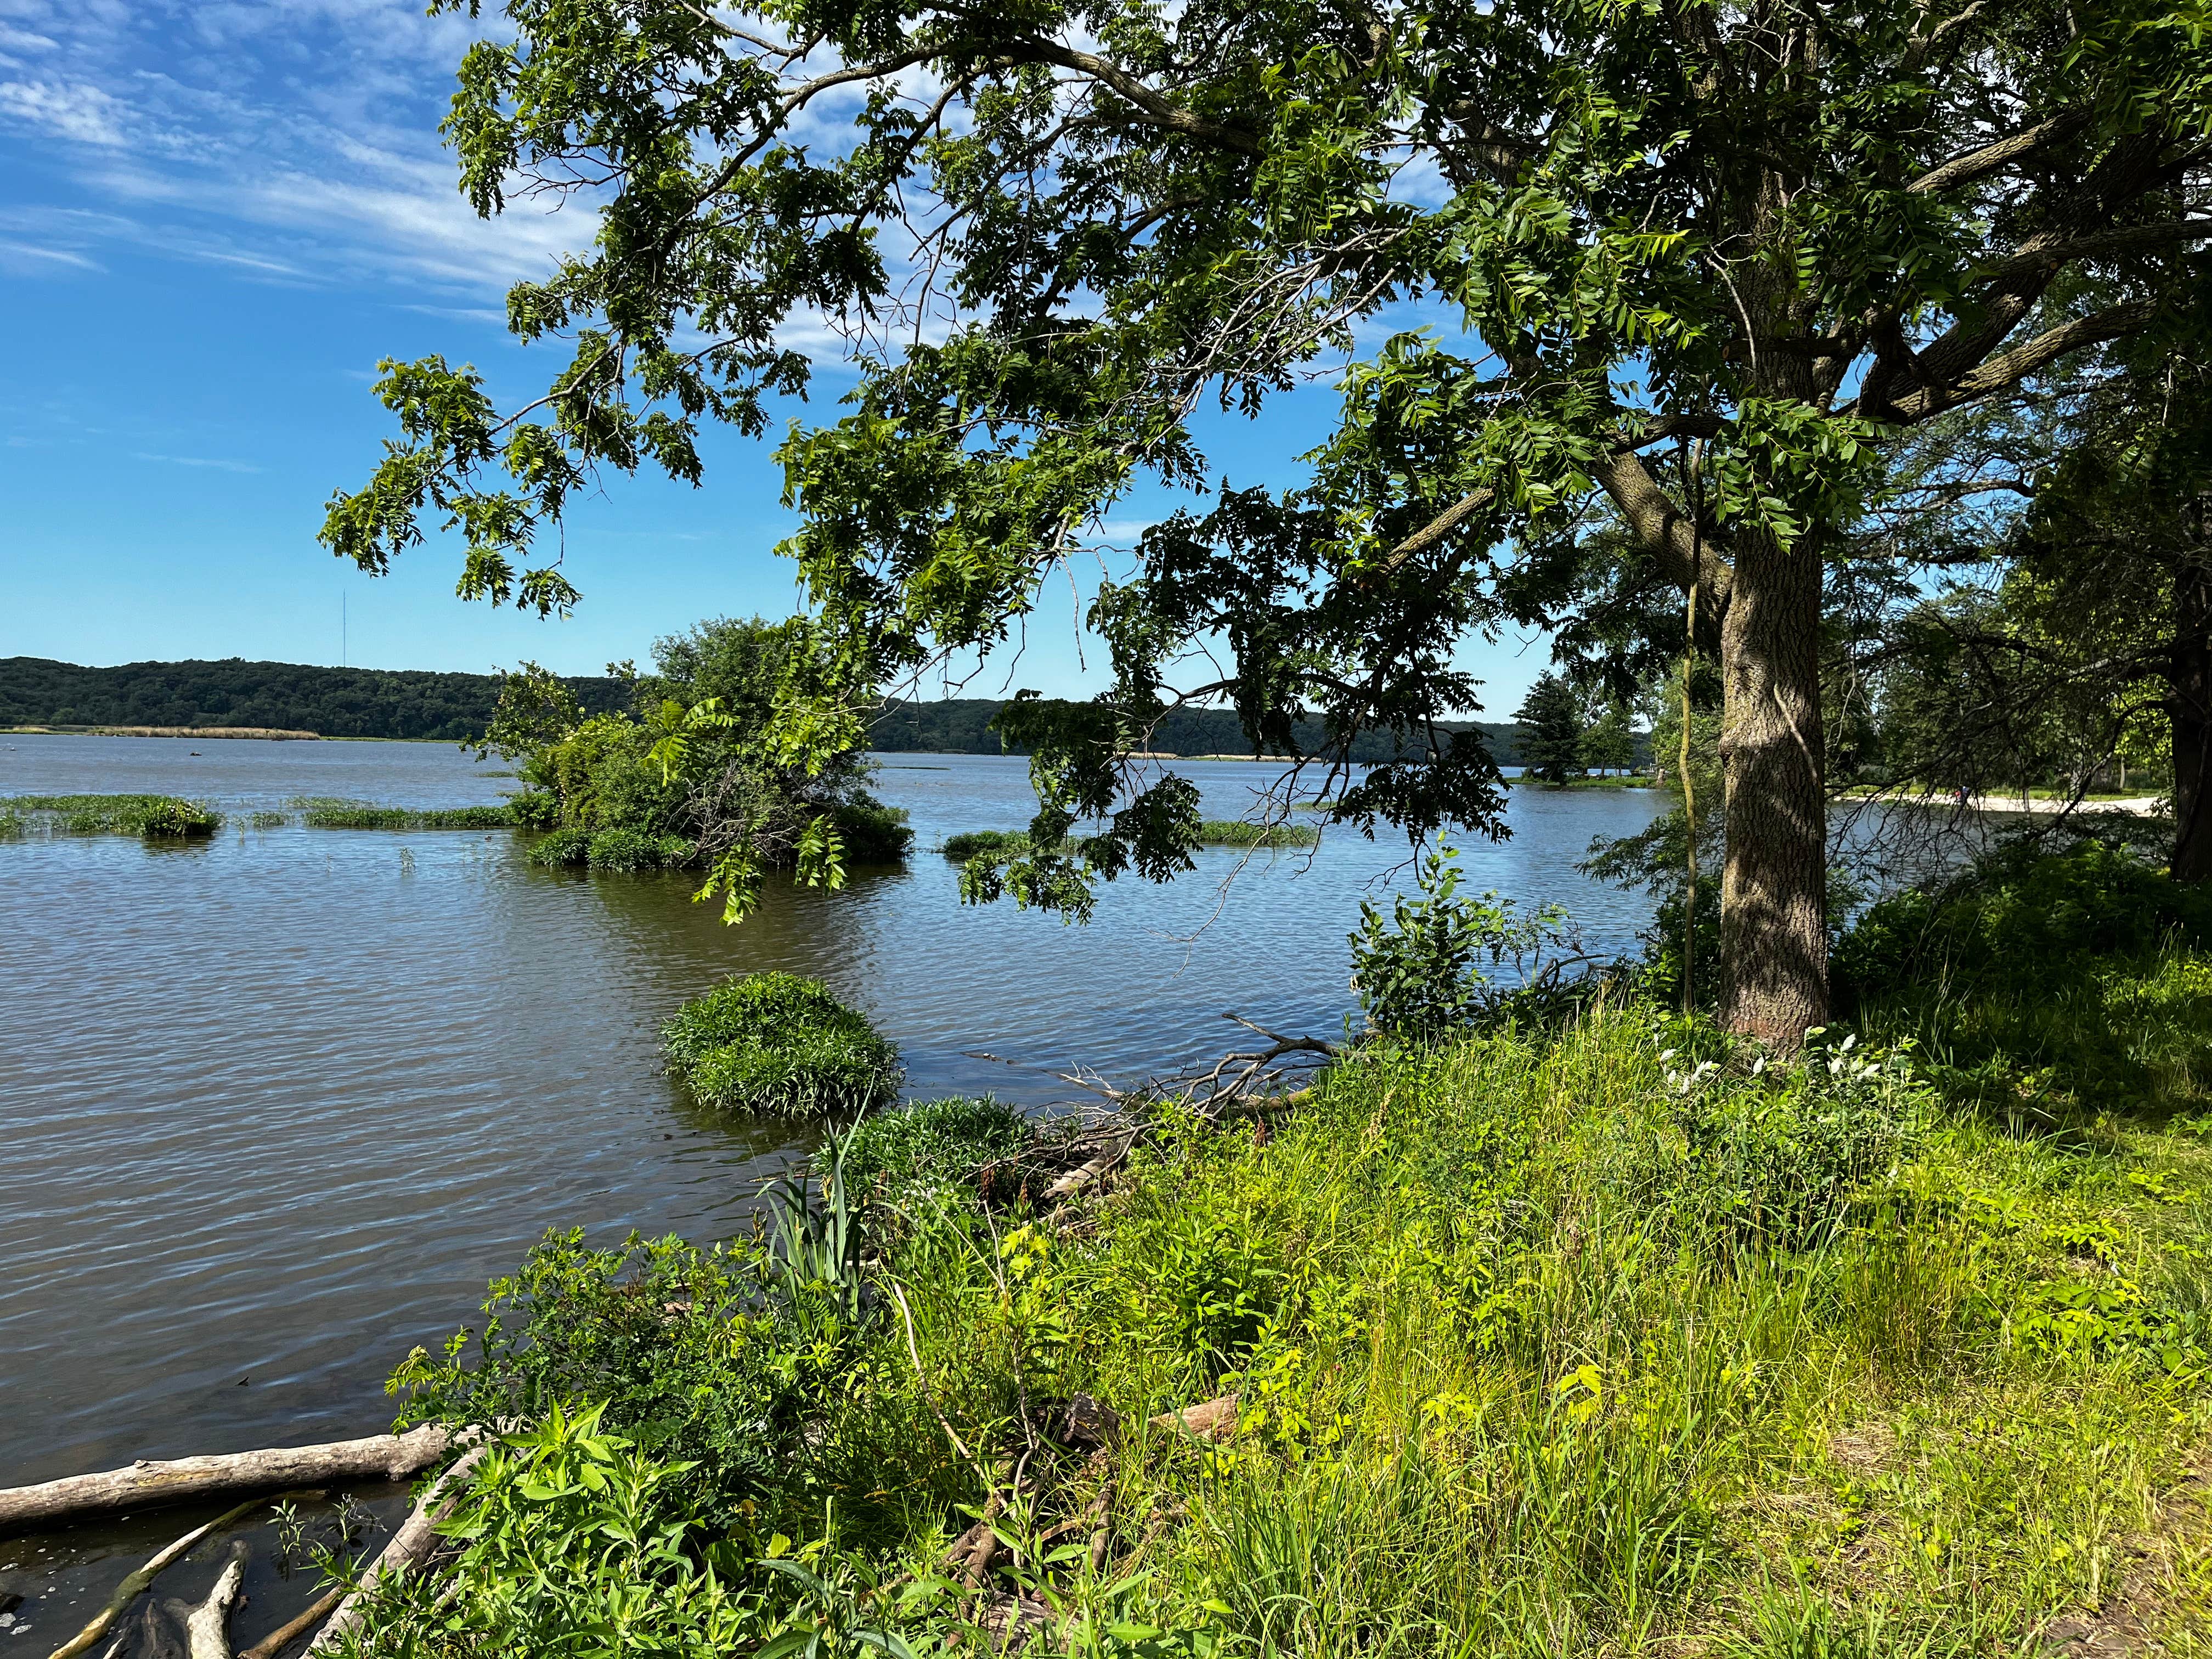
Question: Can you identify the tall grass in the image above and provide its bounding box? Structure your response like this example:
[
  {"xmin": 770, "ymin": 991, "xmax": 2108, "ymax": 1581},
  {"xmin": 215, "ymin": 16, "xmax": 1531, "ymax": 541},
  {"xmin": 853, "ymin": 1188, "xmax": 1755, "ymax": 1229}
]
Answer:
[
  {"xmin": 382, "ymin": 962, "xmax": 2212, "ymax": 1654},
  {"xmin": 2, "ymin": 793, "xmax": 222, "ymax": 836},
  {"xmin": 298, "ymin": 802, "xmax": 514, "ymax": 829}
]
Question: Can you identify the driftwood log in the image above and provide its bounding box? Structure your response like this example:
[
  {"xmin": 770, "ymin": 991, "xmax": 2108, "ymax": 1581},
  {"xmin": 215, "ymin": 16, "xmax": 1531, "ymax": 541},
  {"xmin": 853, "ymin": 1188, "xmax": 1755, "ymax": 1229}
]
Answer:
[
  {"xmin": 0, "ymin": 1429, "xmax": 453, "ymax": 1535},
  {"xmin": 235, "ymin": 1587, "xmax": 343, "ymax": 1659},
  {"xmin": 46, "ymin": 1499, "xmax": 268, "ymax": 1659},
  {"xmin": 304, "ymin": 1438, "xmax": 496, "ymax": 1657},
  {"xmin": 165, "ymin": 1555, "xmax": 242, "ymax": 1659}
]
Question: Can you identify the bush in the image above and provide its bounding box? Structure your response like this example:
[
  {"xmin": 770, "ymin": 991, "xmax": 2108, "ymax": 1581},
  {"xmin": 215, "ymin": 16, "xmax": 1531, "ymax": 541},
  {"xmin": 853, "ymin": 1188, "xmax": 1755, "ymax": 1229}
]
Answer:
[
  {"xmin": 584, "ymin": 827, "xmax": 696, "ymax": 871},
  {"xmin": 832, "ymin": 1095, "xmax": 1034, "ymax": 1205},
  {"xmin": 941, "ymin": 828, "xmax": 1037, "ymax": 862},
  {"xmin": 388, "ymin": 1231, "xmax": 846, "ymax": 1537},
  {"xmin": 834, "ymin": 800, "xmax": 913, "ymax": 863},
  {"xmin": 664, "ymin": 972, "xmax": 900, "ymax": 1116},
  {"xmin": 507, "ymin": 788, "xmax": 561, "ymax": 828},
  {"xmin": 528, "ymin": 826, "xmax": 594, "ymax": 867},
  {"xmin": 1836, "ymin": 839, "xmax": 2212, "ymax": 1003}
]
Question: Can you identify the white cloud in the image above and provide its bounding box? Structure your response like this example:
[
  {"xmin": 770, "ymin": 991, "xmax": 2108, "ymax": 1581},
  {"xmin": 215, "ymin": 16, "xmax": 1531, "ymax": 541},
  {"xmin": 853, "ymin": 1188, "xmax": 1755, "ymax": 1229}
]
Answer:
[
  {"xmin": 0, "ymin": 235, "xmax": 99, "ymax": 270},
  {"xmin": 0, "ymin": 77, "xmax": 128, "ymax": 144}
]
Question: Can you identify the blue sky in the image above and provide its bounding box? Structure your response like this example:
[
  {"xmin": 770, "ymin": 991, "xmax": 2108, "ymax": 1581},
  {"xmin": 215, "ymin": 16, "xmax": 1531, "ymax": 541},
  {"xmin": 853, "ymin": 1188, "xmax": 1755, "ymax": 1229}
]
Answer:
[{"xmin": 0, "ymin": 1, "xmax": 1559, "ymax": 713}]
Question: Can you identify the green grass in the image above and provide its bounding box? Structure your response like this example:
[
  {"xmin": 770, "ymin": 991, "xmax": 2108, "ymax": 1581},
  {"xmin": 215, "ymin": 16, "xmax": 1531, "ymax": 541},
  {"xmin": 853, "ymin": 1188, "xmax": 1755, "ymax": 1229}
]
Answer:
[
  {"xmin": 374, "ymin": 849, "xmax": 2212, "ymax": 1656},
  {"xmin": 2, "ymin": 793, "xmax": 222, "ymax": 836},
  {"xmin": 663, "ymin": 971, "xmax": 901, "ymax": 1117},
  {"xmin": 299, "ymin": 802, "xmax": 515, "ymax": 829}
]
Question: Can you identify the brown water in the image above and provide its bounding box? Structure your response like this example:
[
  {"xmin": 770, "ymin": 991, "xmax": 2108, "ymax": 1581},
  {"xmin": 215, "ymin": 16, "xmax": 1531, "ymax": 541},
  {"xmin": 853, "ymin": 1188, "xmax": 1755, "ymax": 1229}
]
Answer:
[{"xmin": 0, "ymin": 735, "xmax": 1663, "ymax": 1505}]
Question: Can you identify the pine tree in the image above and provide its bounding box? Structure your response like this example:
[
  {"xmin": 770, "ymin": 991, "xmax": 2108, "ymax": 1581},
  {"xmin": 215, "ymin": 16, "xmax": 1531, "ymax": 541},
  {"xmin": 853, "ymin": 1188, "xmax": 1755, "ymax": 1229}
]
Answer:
[{"xmin": 1516, "ymin": 674, "xmax": 1585, "ymax": 785}]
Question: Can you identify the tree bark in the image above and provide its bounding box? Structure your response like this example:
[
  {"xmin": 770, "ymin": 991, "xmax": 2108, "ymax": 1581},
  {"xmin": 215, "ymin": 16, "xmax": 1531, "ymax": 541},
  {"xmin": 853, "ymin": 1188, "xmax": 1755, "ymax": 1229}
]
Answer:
[
  {"xmin": 1717, "ymin": 523, "xmax": 1830, "ymax": 1045},
  {"xmin": 2171, "ymin": 556, "xmax": 2212, "ymax": 881},
  {"xmin": 0, "ymin": 1429, "xmax": 452, "ymax": 1536}
]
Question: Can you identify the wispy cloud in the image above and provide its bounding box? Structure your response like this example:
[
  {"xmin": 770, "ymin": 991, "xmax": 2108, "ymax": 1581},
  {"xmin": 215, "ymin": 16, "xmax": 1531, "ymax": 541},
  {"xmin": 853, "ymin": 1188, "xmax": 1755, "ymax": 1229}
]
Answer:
[
  {"xmin": 0, "ymin": 235, "xmax": 100, "ymax": 270},
  {"xmin": 0, "ymin": 0, "xmax": 583, "ymax": 297},
  {"xmin": 133, "ymin": 450, "xmax": 262, "ymax": 473}
]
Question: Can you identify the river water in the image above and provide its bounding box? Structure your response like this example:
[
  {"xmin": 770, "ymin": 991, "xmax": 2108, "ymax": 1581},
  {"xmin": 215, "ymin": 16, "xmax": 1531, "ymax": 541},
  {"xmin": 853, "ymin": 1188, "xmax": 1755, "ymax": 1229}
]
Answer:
[{"xmin": 0, "ymin": 734, "xmax": 1664, "ymax": 1503}]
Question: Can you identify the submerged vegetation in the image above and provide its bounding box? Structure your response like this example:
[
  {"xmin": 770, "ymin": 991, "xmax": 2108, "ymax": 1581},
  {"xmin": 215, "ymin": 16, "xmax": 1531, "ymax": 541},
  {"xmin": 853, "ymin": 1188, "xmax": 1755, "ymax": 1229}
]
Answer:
[
  {"xmin": 353, "ymin": 843, "xmax": 2212, "ymax": 1656},
  {"xmin": 663, "ymin": 972, "xmax": 901, "ymax": 1118},
  {"xmin": 298, "ymin": 802, "xmax": 516, "ymax": 830},
  {"xmin": 3, "ymin": 793, "xmax": 222, "ymax": 837}
]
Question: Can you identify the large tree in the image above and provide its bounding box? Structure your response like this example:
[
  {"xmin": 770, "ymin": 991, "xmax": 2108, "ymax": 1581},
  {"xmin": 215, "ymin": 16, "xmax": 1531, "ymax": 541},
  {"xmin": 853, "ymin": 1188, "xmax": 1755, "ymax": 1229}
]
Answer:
[{"xmin": 327, "ymin": 0, "xmax": 2212, "ymax": 1043}]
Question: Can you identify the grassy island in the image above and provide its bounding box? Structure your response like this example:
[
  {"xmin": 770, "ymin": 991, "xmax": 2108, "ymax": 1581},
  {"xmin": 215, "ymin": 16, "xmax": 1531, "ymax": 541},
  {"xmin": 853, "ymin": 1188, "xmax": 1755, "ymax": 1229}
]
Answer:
[
  {"xmin": 2, "ymin": 793, "xmax": 222, "ymax": 837},
  {"xmin": 663, "ymin": 971, "xmax": 901, "ymax": 1117},
  {"xmin": 372, "ymin": 843, "xmax": 2212, "ymax": 1656}
]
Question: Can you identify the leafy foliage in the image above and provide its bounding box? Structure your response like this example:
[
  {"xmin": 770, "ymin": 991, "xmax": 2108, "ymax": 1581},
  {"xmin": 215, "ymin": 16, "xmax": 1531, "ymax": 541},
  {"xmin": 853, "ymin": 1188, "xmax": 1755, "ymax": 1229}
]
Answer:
[
  {"xmin": 301, "ymin": 804, "xmax": 515, "ymax": 830},
  {"xmin": 1348, "ymin": 847, "xmax": 1573, "ymax": 1037},
  {"xmin": 663, "ymin": 973, "xmax": 901, "ymax": 1118}
]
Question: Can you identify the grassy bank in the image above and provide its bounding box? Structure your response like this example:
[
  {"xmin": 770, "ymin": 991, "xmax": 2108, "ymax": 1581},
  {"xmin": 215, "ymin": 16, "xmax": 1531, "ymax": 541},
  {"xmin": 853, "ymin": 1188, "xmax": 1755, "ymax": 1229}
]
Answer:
[{"xmin": 365, "ymin": 851, "xmax": 2212, "ymax": 1656}]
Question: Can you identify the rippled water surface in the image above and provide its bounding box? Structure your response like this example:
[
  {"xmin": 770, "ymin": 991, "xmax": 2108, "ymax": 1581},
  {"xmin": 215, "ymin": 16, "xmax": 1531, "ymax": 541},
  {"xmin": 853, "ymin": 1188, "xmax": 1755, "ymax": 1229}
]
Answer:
[{"xmin": 1, "ymin": 733, "xmax": 1665, "ymax": 1491}]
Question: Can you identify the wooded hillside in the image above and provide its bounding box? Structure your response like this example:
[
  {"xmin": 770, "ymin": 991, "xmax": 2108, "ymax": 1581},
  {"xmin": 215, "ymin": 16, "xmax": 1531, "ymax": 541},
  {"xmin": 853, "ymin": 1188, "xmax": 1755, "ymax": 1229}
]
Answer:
[{"xmin": 0, "ymin": 658, "xmax": 630, "ymax": 742}]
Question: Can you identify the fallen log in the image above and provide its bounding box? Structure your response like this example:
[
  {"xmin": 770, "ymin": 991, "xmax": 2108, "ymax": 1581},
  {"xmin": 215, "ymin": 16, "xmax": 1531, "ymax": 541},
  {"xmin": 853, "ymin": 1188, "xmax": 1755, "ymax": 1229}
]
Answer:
[
  {"xmin": 304, "ymin": 1438, "xmax": 497, "ymax": 1656},
  {"xmin": 168, "ymin": 1556, "xmax": 244, "ymax": 1659},
  {"xmin": 235, "ymin": 1589, "xmax": 343, "ymax": 1659},
  {"xmin": 46, "ymin": 1499, "xmax": 267, "ymax": 1659},
  {"xmin": 0, "ymin": 1429, "xmax": 452, "ymax": 1535}
]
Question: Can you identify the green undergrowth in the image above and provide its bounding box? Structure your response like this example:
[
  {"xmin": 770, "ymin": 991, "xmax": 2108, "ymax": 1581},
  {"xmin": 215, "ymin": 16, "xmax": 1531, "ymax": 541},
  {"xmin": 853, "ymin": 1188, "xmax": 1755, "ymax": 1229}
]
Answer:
[
  {"xmin": 374, "ymin": 953, "xmax": 2212, "ymax": 1655},
  {"xmin": 2, "ymin": 793, "xmax": 222, "ymax": 837},
  {"xmin": 663, "ymin": 971, "xmax": 901, "ymax": 1117}
]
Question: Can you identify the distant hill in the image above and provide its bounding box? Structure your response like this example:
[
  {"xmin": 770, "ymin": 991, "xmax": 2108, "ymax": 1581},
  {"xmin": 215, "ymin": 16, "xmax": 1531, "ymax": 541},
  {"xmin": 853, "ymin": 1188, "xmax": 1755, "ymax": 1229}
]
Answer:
[
  {"xmin": 1, "ymin": 658, "xmax": 1544, "ymax": 764},
  {"xmin": 870, "ymin": 697, "xmax": 1530, "ymax": 766},
  {"xmin": 0, "ymin": 657, "xmax": 630, "ymax": 743}
]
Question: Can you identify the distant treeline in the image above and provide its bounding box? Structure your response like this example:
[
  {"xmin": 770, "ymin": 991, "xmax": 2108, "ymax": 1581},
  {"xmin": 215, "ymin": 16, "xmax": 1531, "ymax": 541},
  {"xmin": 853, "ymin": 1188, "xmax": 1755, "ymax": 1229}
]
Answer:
[
  {"xmin": 3, "ymin": 659, "xmax": 1543, "ymax": 763},
  {"xmin": 871, "ymin": 697, "xmax": 1531, "ymax": 766},
  {"xmin": 0, "ymin": 658, "xmax": 630, "ymax": 742}
]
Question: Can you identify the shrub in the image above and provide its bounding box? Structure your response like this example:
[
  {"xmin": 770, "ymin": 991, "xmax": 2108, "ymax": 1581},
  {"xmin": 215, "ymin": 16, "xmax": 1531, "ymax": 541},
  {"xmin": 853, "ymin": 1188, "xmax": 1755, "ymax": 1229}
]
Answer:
[
  {"xmin": 664, "ymin": 972, "xmax": 900, "ymax": 1116},
  {"xmin": 834, "ymin": 800, "xmax": 913, "ymax": 862},
  {"xmin": 1835, "ymin": 839, "xmax": 2212, "ymax": 1002},
  {"xmin": 507, "ymin": 788, "xmax": 561, "ymax": 828},
  {"xmin": 941, "ymin": 828, "xmax": 1036, "ymax": 862},
  {"xmin": 832, "ymin": 1094, "xmax": 1034, "ymax": 1205},
  {"xmin": 585, "ymin": 827, "xmax": 658, "ymax": 871},
  {"xmin": 1349, "ymin": 846, "xmax": 1573, "ymax": 1038},
  {"xmin": 388, "ymin": 1230, "xmax": 844, "ymax": 1536},
  {"xmin": 528, "ymin": 826, "xmax": 594, "ymax": 867}
]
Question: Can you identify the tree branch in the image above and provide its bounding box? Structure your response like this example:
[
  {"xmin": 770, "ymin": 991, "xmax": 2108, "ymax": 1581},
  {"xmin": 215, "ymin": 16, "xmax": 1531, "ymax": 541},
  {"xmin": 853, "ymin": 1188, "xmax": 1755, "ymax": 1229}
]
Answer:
[
  {"xmin": 1906, "ymin": 111, "xmax": 2087, "ymax": 195},
  {"xmin": 1887, "ymin": 302, "xmax": 2158, "ymax": 421}
]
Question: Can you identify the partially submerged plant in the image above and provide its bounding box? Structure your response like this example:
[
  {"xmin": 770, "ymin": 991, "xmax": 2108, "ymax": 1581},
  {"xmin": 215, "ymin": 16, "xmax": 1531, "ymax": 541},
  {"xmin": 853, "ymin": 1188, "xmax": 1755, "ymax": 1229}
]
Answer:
[{"xmin": 664, "ymin": 972, "xmax": 900, "ymax": 1118}]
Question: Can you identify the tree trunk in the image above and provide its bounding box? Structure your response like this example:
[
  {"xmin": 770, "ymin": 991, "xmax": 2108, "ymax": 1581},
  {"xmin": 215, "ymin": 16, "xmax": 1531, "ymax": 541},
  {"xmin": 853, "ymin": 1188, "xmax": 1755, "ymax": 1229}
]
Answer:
[
  {"xmin": 1717, "ymin": 524, "xmax": 1829, "ymax": 1045},
  {"xmin": 2172, "ymin": 558, "xmax": 2212, "ymax": 881}
]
